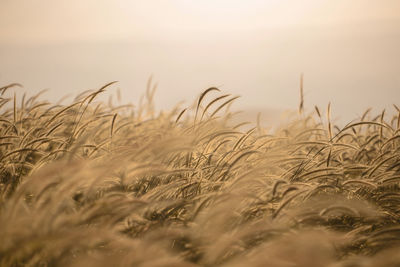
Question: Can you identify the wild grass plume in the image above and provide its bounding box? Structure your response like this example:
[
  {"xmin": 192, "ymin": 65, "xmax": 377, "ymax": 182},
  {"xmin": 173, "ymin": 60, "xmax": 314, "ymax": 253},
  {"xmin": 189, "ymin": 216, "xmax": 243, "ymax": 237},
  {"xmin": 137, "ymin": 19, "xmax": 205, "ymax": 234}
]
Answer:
[{"xmin": 1, "ymin": 82, "xmax": 400, "ymax": 266}]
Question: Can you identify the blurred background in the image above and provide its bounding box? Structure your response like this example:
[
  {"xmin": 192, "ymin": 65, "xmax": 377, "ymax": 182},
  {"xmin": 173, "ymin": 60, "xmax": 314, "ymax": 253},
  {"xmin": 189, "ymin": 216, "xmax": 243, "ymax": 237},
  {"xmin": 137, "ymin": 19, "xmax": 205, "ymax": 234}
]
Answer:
[{"xmin": 0, "ymin": 0, "xmax": 399, "ymax": 125}]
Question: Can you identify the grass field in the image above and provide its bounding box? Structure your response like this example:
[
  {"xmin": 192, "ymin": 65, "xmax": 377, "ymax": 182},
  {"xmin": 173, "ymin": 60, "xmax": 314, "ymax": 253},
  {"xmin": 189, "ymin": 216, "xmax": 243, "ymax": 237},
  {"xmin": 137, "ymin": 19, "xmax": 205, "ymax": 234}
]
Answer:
[{"xmin": 1, "ymin": 81, "xmax": 400, "ymax": 267}]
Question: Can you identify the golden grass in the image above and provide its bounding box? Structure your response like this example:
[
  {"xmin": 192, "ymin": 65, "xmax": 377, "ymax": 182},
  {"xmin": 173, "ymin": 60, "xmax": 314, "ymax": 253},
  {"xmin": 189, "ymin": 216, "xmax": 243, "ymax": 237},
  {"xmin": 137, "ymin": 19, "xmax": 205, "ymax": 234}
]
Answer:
[{"xmin": 1, "ymin": 82, "xmax": 400, "ymax": 266}]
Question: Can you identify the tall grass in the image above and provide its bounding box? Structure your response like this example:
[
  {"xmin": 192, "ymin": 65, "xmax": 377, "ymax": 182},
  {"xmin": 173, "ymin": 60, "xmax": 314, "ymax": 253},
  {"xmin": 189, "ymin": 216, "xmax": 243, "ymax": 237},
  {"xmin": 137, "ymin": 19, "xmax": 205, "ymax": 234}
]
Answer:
[{"xmin": 1, "ymin": 82, "xmax": 400, "ymax": 266}]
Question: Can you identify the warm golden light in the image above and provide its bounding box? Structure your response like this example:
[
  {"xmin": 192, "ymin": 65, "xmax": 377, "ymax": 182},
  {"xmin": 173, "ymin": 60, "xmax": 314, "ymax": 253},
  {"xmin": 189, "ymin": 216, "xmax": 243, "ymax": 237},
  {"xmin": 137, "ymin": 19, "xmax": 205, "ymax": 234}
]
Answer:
[
  {"xmin": 1, "ymin": 0, "xmax": 399, "ymax": 42},
  {"xmin": 0, "ymin": 0, "xmax": 399, "ymax": 119},
  {"xmin": 1, "ymin": 1, "xmax": 400, "ymax": 266}
]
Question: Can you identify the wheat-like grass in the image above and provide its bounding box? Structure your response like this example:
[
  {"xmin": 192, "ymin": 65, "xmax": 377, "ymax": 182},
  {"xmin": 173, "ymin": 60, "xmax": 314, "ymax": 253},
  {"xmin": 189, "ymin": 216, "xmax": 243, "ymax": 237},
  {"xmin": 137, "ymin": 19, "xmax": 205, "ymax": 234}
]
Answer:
[{"xmin": 0, "ymin": 82, "xmax": 400, "ymax": 266}]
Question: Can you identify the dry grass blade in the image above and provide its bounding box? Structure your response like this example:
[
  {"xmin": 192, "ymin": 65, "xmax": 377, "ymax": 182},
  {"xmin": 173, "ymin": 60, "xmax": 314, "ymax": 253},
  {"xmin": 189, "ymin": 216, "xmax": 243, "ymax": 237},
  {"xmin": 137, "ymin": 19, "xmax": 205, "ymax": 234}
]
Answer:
[
  {"xmin": 44, "ymin": 102, "xmax": 81, "ymax": 127},
  {"xmin": 315, "ymin": 105, "xmax": 321, "ymax": 118},
  {"xmin": 87, "ymin": 81, "xmax": 118, "ymax": 104},
  {"xmin": 201, "ymin": 94, "xmax": 230, "ymax": 121},
  {"xmin": 25, "ymin": 89, "xmax": 49, "ymax": 107},
  {"xmin": 27, "ymin": 102, "xmax": 51, "ymax": 114},
  {"xmin": 232, "ymin": 127, "xmax": 256, "ymax": 151},
  {"xmin": 296, "ymin": 167, "xmax": 338, "ymax": 181},
  {"xmin": 327, "ymin": 102, "xmax": 332, "ymax": 140},
  {"xmin": 361, "ymin": 107, "xmax": 372, "ymax": 121},
  {"xmin": 273, "ymin": 190, "xmax": 307, "ymax": 218},
  {"xmin": 342, "ymin": 179, "xmax": 377, "ymax": 189},
  {"xmin": 336, "ymin": 121, "xmax": 393, "ymax": 140},
  {"xmin": 0, "ymin": 135, "xmax": 19, "ymax": 141},
  {"xmin": 380, "ymin": 109, "xmax": 385, "ymax": 142},
  {"xmin": 228, "ymin": 150, "xmax": 260, "ymax": 170},
  {"xmin": 195, "ymin": 87, "xmax": 220, "ymax": 123},
  {"xmin": 210, "ymin": 96, "xmax": 240, "ymax": 118},
  {"xmin": 45, "ymin": 122, "xmax": 64, "ymax": 136},
  {"xmin": 175, "ymin": 108, "xmax": 187, "ymax": 123},
  {"xmin": 0, "ymin": 83, "xmax": 22, "ymax": 95},
  {"xmin": 110, "ymin": 113, "xmax": 117, "ymax": 138},
  {"xmin": 395, "ymin": 105, "xmax": 400, "ymax": 131},
  {"xmin": 299, "ymin": 73, "xmax": 304, "ymax": 114},
  {"xmin": 0, "ymin": 148, "xmax": 38, "ymax": 161},
  {"xmin": 367, "ymin": 154, "xmax": 398, "ymax": 178},
  {"xmin": 381, "ymin": 175, "xmax": 400, "ymax": 184},
  {"xmin": 1, "ymin": 83, "xmax": 400, "ymax": 267},
  {"xmin": 326, "ymin": 148, "xmax": 331, "ymax": 167},
  {"xmin": 319, "ymin": 205, "xmax": 360, "ymax": 217},
  {"xmin": 13, "ymin": 92, "xmax": 17, "ymax": 123}
]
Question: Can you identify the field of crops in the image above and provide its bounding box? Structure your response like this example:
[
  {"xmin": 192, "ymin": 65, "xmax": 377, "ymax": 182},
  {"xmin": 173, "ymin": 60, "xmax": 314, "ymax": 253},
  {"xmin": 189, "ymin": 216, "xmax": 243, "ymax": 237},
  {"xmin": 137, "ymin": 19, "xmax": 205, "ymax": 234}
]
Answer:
[{"xmin": 1, "ymin": 82, "xmax": 400, "ymax": 267}]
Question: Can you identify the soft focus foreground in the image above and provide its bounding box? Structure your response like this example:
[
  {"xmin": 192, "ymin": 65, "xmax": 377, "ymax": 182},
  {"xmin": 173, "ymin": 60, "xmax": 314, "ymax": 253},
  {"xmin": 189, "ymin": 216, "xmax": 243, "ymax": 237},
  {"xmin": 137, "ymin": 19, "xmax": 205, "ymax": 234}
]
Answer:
[{"xmin": 1, "ymin": 83, "xmax": 400, "ymax": 267}]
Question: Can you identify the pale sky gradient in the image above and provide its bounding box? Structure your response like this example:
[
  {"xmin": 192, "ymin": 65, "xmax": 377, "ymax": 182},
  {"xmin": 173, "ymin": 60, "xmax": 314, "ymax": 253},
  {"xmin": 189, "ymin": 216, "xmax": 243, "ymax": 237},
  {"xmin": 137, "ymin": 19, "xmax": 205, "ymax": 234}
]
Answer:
[
  {"xmin": 1, "ymin": 0, "xmax": 399, "ymax": 124},
  {"xmin": 1, "ymin": 0, "xmax": 400, "ymax": 43}
]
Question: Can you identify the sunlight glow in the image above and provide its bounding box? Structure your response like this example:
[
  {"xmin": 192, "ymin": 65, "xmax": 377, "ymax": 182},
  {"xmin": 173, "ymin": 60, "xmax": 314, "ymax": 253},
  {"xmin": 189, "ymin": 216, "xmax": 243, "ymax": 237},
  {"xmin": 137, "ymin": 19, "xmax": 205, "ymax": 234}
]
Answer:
[{"xmin": 1, "ymin": 0, "xmax": 400, "ymax": 43}]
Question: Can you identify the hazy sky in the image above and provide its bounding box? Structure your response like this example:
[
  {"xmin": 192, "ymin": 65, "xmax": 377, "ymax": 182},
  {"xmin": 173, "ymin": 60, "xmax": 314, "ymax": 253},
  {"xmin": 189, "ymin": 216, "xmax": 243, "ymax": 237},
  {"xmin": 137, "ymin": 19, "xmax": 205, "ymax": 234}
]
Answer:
[
  {"xmin": 1, "ymin": 0, "xmax": 399, "ymax": 123},
  {"xmin": 1, "ymin": 0, "xmax": 400, "ymax": 43}
]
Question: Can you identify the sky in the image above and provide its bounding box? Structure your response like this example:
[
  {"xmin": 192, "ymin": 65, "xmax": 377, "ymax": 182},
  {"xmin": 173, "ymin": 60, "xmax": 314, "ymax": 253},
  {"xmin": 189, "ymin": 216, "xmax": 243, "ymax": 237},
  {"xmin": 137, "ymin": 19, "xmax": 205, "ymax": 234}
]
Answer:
[{"xmin": 0, "ymin": 0, "xmax": 399, "ymax": 124}]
